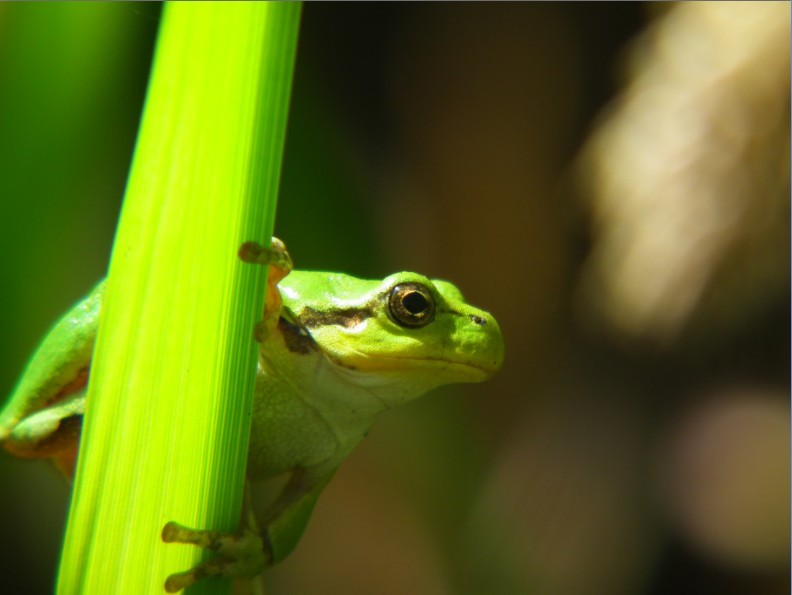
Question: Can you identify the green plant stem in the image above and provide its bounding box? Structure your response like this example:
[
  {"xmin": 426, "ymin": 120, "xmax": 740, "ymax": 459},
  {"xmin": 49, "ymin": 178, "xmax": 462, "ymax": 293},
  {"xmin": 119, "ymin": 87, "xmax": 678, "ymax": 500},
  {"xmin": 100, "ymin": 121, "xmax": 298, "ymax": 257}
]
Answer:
[{"xmin": 57, "ymin": 3, "xmax": 301, "ymax": 593}]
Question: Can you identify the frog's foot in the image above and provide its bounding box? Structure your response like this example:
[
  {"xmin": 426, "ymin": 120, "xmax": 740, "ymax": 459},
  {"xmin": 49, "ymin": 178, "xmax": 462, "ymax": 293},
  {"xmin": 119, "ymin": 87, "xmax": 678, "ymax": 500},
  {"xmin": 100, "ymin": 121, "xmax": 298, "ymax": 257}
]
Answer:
[
  {"xmin": 162, "ymin": 521, "xmax": 269, "ymax": 592},
  {"xmin": 238, "ymin": 238, "xmax": 293, "ymax": 278}
]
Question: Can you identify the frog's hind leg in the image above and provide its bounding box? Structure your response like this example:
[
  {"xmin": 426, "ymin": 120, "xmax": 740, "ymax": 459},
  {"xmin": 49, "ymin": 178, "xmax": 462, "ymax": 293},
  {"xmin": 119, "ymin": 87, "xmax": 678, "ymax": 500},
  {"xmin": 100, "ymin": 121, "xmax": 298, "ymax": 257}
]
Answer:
[{"xmin": 1, "ymin": 389, "xmax": 85, "ymax": 478}]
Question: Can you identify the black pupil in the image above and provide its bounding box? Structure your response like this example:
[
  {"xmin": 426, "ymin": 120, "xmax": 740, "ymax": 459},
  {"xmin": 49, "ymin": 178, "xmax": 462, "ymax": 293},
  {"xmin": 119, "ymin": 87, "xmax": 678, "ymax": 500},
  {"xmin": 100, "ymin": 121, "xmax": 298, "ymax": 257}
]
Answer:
[{"xmin": 402, "ymin": 291, "xmax": 428, "ymax": 315}]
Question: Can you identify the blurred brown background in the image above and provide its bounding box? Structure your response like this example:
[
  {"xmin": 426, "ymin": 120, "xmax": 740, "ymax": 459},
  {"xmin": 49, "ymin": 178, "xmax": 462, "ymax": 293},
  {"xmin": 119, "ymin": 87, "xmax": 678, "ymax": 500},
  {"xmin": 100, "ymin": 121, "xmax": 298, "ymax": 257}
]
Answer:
[{"xmin": 0, "ymin": 3, "xmax": 788, "ymax": 594}]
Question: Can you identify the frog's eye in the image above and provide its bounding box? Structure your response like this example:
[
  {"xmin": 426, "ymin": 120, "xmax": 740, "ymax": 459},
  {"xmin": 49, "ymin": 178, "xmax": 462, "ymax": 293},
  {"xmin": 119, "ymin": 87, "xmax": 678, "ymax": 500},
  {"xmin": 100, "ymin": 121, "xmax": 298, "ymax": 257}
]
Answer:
[{"xmin": 388, "ymin": 283, "xmax": 435, "ymax": 329}]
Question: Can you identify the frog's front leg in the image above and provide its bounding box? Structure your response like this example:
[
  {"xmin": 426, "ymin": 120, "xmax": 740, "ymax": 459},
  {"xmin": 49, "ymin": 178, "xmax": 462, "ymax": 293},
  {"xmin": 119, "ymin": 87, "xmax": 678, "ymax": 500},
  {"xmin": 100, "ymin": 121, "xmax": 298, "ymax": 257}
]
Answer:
[
  {"xmin": 162, "ymin": 469, "xmax": 330, "ymax": 592},
  {"xmin": 161, "ymin": 520, "xmax": 265, "ymax": 593},
  {"xmin": 238, "ymin": 237, "xmax": 293, "ymax": 342}
]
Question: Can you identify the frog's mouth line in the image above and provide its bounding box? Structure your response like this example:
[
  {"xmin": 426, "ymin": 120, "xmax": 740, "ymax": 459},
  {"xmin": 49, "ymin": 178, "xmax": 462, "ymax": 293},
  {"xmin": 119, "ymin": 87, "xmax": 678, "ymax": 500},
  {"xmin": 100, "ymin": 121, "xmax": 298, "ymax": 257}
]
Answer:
[{"xmin": 333, "ymin": 354, "xmax": 500, "ymax": 380}]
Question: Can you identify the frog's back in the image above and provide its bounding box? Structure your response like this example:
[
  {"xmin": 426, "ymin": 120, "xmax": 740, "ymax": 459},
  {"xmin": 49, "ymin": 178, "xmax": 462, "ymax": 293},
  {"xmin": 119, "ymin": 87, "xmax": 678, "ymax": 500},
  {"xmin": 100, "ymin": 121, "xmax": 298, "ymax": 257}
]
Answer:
[{"xmin": 0, "ymin": 282, "xmax": 104, "ymax": 440}]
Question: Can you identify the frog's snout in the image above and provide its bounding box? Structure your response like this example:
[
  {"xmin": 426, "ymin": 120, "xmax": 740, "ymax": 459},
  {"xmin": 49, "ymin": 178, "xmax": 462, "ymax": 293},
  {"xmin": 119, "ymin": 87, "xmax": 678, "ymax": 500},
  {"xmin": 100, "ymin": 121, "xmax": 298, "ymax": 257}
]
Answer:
[{"xmin": 468, "ymin": 310, "xmax": 504, "ymax": 377}]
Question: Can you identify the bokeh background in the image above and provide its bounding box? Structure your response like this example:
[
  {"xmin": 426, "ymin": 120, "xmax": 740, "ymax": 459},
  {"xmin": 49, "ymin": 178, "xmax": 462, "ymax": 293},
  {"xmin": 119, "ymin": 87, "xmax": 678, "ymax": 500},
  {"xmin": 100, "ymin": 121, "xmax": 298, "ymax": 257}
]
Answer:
[{"xmin": 0, "ymin": 3, "xmax": 788, "ymax": 595}]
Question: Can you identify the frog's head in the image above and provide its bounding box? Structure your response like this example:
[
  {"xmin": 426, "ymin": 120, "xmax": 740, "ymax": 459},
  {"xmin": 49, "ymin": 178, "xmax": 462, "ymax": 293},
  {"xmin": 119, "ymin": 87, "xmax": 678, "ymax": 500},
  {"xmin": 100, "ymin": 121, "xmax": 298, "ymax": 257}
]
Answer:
[{"xmin": 280, "ymin": 271, "xmax": 504, "ymax": 406}]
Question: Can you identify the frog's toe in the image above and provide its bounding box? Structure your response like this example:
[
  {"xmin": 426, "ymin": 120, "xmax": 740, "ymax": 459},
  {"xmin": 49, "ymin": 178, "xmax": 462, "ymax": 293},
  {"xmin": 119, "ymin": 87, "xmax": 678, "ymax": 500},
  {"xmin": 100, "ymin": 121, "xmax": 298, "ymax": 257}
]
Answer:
[
  {"xmin": 164, "ymin": 569, "xmax": 196, "ymax": 593},
  {"xmin": 165, "ymin": 553, "xmax": 266, "ymax": 592}
]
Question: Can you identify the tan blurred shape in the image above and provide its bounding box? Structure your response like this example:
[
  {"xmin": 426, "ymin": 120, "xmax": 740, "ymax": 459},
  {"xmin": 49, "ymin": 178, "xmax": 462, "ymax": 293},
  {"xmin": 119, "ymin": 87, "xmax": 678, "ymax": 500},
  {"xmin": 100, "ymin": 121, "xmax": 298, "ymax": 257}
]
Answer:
[
  {"xmin": 577, "ymin": 2, "xmax": 790, "ymax": 343},
  {"xmin": 658, "ymin": 390, "xmax": 790, "ymax": 570}
]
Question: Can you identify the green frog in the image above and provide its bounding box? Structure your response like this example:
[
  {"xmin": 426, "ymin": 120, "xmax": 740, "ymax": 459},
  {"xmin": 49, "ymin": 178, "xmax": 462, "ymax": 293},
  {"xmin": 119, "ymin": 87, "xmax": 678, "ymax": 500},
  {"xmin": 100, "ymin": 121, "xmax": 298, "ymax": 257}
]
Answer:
[{"xmin": 0, "ymin": 238, "xmax": 504, "ymax": 591}]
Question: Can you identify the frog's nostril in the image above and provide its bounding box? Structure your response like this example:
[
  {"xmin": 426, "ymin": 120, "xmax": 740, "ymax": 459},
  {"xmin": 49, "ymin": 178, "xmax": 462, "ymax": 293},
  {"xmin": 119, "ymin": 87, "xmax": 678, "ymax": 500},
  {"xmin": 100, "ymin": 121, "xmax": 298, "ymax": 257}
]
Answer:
[{"xmin": 470, "ymin": 315, "xmax": 486, "ymax": 326}]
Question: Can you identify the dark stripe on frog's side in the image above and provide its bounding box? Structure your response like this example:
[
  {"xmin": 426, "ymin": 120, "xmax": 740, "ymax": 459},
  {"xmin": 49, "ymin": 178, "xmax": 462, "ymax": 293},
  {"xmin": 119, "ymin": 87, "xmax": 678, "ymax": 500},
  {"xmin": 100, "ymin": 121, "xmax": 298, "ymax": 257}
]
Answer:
[
  {"xmin": 277, "ymin": 315, "xmax": 358, "ymax": 370},
  {"xmin": 278, "ymin": 317, "xmax": 318, "ymax": 354},
  {"xmin": 45, "ymin": 366, "xmax": 90, "ymax": 408},
  {"xmin": 296, "ymin": 306, "xmax": 375, "ymax": 330},
  {"xmin": 297, "ymin": 305, "xmax": 487, "ymax": 330}
]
